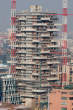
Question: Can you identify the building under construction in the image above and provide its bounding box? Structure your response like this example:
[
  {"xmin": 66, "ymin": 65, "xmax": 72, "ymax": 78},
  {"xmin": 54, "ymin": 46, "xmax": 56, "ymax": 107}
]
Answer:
[{"xmin": 14, "ymin": 5, "xmax": 60, "ymax": 106}]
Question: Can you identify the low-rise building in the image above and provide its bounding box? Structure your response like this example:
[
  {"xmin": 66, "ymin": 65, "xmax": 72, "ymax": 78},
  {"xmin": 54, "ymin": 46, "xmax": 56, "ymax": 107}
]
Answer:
[
  {"xmin": 0, "ymin": 74, "xmax": 21, "ymax": 104},
  {"xmin": 49, "ymin": 87, "xmax": 73, "ymax": 110}
]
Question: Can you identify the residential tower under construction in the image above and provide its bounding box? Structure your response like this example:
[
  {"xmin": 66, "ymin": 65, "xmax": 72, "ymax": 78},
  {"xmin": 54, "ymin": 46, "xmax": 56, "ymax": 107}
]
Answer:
[{"xmin": 15, "ymin": 5, "xmax": 60, "ymax": 106}]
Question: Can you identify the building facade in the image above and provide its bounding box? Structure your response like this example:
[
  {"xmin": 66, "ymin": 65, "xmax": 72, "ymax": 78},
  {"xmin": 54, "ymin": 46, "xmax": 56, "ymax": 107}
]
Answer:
[
  {"xmin": 49, "ymin": 88, "xmax": 73, "ymax": 110},
  {"xmin": 0, "ymin": 74, "xmax": 21, "ymax": 104},
  {"xmin": 15, "ymin": 5, "xmax": 60, "ymax": 106}
]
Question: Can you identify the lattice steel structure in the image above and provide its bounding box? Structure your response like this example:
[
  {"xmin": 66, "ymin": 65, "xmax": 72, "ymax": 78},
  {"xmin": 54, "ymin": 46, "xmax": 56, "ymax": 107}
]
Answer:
[{"xmin": 11, "ymin": 0, "xmax": 16, "ymax": 74}]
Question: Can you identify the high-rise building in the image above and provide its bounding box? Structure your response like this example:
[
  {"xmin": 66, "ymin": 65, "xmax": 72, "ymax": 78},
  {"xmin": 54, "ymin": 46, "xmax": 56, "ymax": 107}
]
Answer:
[{"xmin": 15, "ymin": 5, "xmax": 60, "ymax": 106}]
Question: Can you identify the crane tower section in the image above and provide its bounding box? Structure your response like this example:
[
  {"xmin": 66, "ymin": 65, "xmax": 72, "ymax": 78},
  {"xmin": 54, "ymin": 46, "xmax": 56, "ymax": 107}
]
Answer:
[
  {"xmin": 11, "ymin": 0, "xmax": 16, "ymax": 74},
  {"xmin": 62, "ymin": 0, "xmax": 68, "ymax": 86}
]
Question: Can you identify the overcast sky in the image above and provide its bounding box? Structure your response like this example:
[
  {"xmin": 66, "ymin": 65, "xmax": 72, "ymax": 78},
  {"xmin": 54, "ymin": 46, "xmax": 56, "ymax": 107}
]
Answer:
[{"xmin": 0, "ymin": 0, "xmax": 73, "ymax": 37}]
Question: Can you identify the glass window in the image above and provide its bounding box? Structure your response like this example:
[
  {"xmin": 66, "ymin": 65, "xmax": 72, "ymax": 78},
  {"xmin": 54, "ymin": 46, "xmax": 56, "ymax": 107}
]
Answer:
[
  {"xmin": 69, "ymin": 97, "xmax": 73, "ymax": 100},
  {"xmin": 61, "ymin": 92, "xmax": 67, "ymax": 94},
  {"xmin": 61, "ymin": 108, "xmax": 67, "ymax": 110},
  {"xmin": 61, "ymin": 102, "xmax": 67, "ymax": 105},
  {"xmin": 70, "ymin": 92, "xmax": 73, "ymax": 95},
  {"xmin": 61, "ymin": 97, "xmax": 67, "ymax": 100}
]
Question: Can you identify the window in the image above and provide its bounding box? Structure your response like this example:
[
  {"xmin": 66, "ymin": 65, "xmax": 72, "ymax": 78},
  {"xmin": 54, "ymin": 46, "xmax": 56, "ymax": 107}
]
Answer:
[
  {"xmin": 61, "ymin": 92, "xmax": 67, "ymax": 94},
  {"xmin": 69, "ymin": 97, "xmax": 73, "ymax": 100},
  {"xmin": 61, "ymin": 102, "xmax": 67, "ymax": 105},
  {"xmin": 61, "ymin": 108, "xmax": 67, "ymax": 110},
  {"xmin": 61, "ymin": 97, "xmax": 67, "ymax": 100},
  {"xmin": 70, "ymin": 92, "xmax": 73, "ymax": 95}
]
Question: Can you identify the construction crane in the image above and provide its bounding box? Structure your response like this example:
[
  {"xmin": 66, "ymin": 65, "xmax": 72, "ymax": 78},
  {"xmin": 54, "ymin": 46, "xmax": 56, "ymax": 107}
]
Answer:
[
  {"xmin": 62, "ymin": 0, "xmax": 68, "ymax": 86},
  {"xmin": 11, "ymin": 0, "xmax": 16, "ymax": 74}
]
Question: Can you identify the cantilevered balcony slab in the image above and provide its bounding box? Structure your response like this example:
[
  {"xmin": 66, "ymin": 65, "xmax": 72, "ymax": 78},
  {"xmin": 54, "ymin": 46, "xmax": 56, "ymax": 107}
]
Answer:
[
  {"xmin": 47, "ymin": 77, "xmax": 59, "ymax": 81},
  {"xmin": 47, "ymin": 61, "xmax": 59, "ymax": 65},
  {"xmin": 16, "ymin": 66, "xmax": 26, "ymax": 70},
  {"xmin": 19, "ymin": 61, "xmax": 36, "ymax": 65},
  {"xmin": 40, "ymin": 50, "xmax": 50, "ymax": 54},
  {"xmin": 47, "ymin": 44, "xmax": 58, "ymax": 48},
  {"xmin": 32, "ymin": 23, "xmax": 47, "ymax": 27},
  {"xmin": 32, "ymin": 39, "xmax": 40, "ymax": 43},
  {"xmin": 41, "ymin": 67, "xmax": 50, "ymax": 70},
  {"xmin": 32, "ymin": 89, "xmax": 47, "ymax": 93},
  {"xmin": 41, "ymin": 17, "xmax": 50, "ymax": 21},
  {"xmin": 32, "ymin": 73, "xmax": 39, "ymax": 76},
  {"xmin": 16, "ymin": 50, "xmax": 26, "ymax": 54},
  {"xmin": 40, "ymin": 34, "xmax": 50, "ymax": 38},
  {"xmin": 18, "ymin": 17, "xmax": 26, "ymax": 21},
  {"xmin": 47, "ymin": 28, "xmax": 59, "ymax": 32},
  {"xmin": 7, "ymin": 60, "xmax": 17, "ymax": 64},
  {"xmin": 21, "ymin": 28, "xmax": 36, "ymax": 32},
  {"xmin": 16, "ymin": 33, "xmax": 26, "ymax": 37}
]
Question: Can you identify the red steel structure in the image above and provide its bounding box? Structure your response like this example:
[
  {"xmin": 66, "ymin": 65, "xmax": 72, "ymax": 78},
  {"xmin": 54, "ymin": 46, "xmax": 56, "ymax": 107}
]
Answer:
[
  {"xmin": 11, "ymin": 0, "xmax": 16, "ymax": 74},
  {"xmin": 49, "ymin": 0, "xmax": 68, "ymax": 87},
  {"xmin": 48, "ymin": 0, "xmax": 68, "ymax": 87}
]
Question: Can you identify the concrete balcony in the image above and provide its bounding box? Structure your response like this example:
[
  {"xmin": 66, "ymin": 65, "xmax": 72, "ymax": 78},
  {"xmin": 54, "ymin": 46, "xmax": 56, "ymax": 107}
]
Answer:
[
  {"xmin": 18, "ymin": 83, "xmax": 26, "ymax": 86},
  {"xmin": 41, "ymin": 83, "xmax": 49, "ymax": 87},
  {"xmin": 21, "ymin": 94, "xmax": 34, "ymax": 98},
  {"xmin": 15, "ymin": 44, "xmax": 36, "ymax": 48},
  {"xmin": 47, "ymin": 77, "xmax": 59, "ymax": 81},
  {"xmin": 51, "ymin": 72, "xmax": 57, "ymax": 75},
  {"xmin": 22, "ymin": 78, "xmax": 36, "ymax": 82},
  {"xmin": 41, "ymin": 67, "xmax": 50, "ymax": 70},
  {"xmin": 7, "ymin": 60, "xmax": 17, "ymax": 64},
  {"xmin": 41, "ymin": 17, "xmax": 50, "ymax": 21},
  {"xmin": 16, "ymin": 66, "xmax": 26, "ymax": 70},
  {"xmin": 40, "ymin": 56, "xmax": 48, "ymax": 60},
  {"xmin": 40, "ymin": 34, "xmax": 50, "ymax": 38},
  {"xmin": 47, "ymin": 28, "xmax": 59, "ymax": 32},
  {"xmin": 32, "ymin": 89, "xmax": 46, "ymax": 93},
  {"xmin": 47, "ymin": 61, "xmax": 59, "ymax": 65},
  {"xmin": 32, "ymin": 23, "xmax": 47, "ymax": 26},
  {"xmin": 16, "ymin": 50, "xmax": 26, "ymax": 54},
  {"xmin": 41, "ymin": 51, "xmax": 50, "ymax": 54},
  {"xmin": 33, "ymin": 56, "xmax": 40, "ymax": 60},
  {"xmin": 32, "ymin": 73, "xmax": 39, "ymax": 76},
  {"xmin": 18, "ymin": 17, "xmax": 26, "ymax": 21},
  {"xmin": 14, "ymin": 44, "xmax": 26, "ymax": 48},
  {"xmin": 21, "ymin": 28, "xmax": 36, "ymax": 32},
  {"xmin": 51, "ymin": 39, "xmax": 58, "ymax": 43},
  {"xmin": 33, "ymin": 56, "xmax": 48, "ymax": 60},
  {"xmin": 47, "ymin": 44, "xmax": 58, "ymax": 48},
  {"xmin": 32, "ymin": 39, "xmax": 40, "ymax": 43},
  {"xmin": 26, "ymin": 44, "xmax": 36, "ymax": 48},
  {"xmin": 20, "ymin": 61, "xmax": 36, "ymax": 65},
  {"xmin": 16, "ymin": 33, "xmax": 26, "ymax": 37}
]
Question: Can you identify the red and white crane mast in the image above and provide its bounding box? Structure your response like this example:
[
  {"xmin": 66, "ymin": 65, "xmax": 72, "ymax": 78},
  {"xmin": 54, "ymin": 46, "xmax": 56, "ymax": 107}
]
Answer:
[
  {"xmin": 10, "ymin": 0, "xmax": 16, "ymax": 74},
  {"xmin": 62, "ymin": 0, "xmax": 68, "ymax": 86}
]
